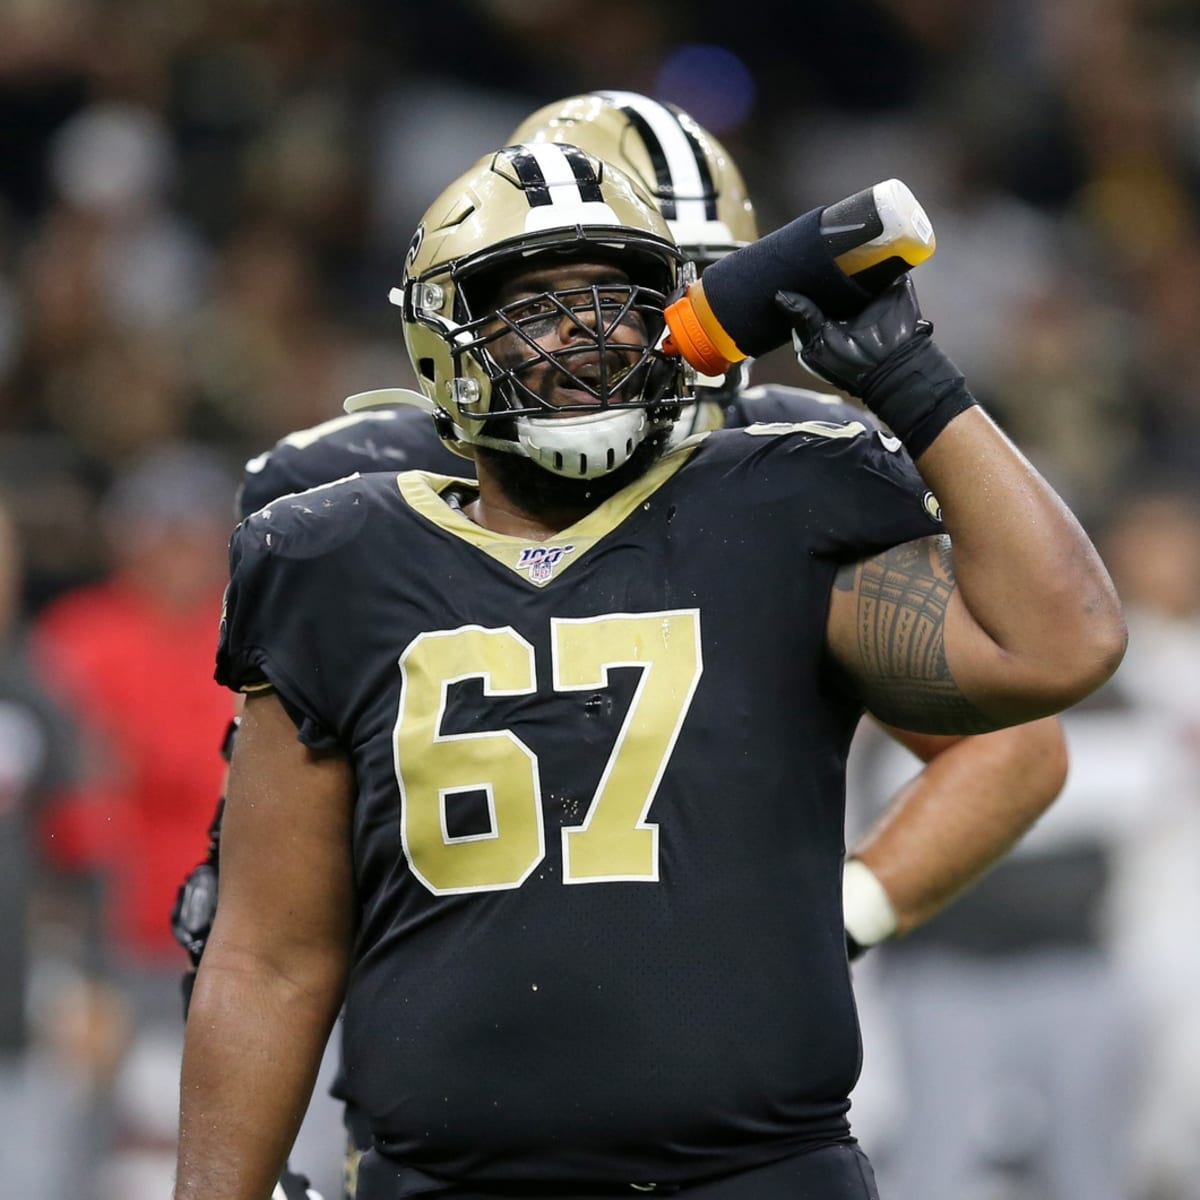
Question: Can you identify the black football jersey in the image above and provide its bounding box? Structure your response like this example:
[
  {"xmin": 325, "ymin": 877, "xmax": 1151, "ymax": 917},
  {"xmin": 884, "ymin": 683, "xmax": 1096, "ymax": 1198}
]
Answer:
[
  {"xmin": 237, "ymin": 407, "xmax": 469, "ymax": 520},
  {"xmin": 217, "ymin": 422, "xmax": 942, "ymax": 1188}
]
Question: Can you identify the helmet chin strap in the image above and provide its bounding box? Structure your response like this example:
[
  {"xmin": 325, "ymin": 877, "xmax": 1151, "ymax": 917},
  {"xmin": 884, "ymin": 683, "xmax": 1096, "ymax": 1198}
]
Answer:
[
  {"xmin": 663, "ymin": 360, "xmax": 751, "ymax": 449},
  {"xmin": 666, "ymin": 397, "xmax": 721, "ymax": 449},
  {"xmin": 430, "ymin": 406, "xmax": 660, "ymax": 479},
  {"xmin": 515, "ymin": 408, "xmax": 654, "ymax": 479}
]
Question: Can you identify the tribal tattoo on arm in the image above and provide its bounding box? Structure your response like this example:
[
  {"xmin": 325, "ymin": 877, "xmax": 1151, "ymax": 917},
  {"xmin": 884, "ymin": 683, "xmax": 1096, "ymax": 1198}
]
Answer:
[{"xmin": 833, "ymin": 535, "xmax": 997, "ymax": 734}]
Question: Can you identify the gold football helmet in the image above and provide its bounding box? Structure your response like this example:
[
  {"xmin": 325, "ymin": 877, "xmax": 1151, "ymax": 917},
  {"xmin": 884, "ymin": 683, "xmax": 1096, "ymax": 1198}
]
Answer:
[
  {"xmin": 397, "ymin": 142, "xmax": 688, "ymax": 479},
  {"xmin": 509, "ymin": 90, "xmax": 758, "ymax": 269}
]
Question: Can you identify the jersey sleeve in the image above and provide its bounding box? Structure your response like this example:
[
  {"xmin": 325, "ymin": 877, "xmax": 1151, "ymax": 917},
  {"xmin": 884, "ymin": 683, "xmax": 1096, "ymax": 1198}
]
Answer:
[
  {"xmin": 216, "ymin": 490, "xmax": 369, "ymax": 750},
  {"xmin": 719, "ymin": 422, "xmax": 944, "ymax": 559},
  {"xmin": 805, "ymin": 425, "xmax": 943, "ymax": 556},
  {"xmin": 236, "ymin": 448, "xmax": 316, "ymax": 521},
  {"xmin": 237, "ymin": 428, "xmax": 362, "ymax": 520}
]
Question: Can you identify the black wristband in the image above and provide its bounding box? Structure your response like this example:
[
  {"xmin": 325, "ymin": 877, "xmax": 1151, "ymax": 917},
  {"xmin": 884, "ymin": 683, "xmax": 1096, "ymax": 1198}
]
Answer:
[{"xmin": 860, "ymin": 334, "xmax": 979, "ymax": 459}]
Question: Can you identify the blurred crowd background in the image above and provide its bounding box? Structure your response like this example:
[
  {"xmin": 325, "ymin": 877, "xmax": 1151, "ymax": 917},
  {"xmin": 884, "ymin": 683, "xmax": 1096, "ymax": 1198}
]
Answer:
[{"xmin": 1, "ymin": 1, "xmax": 1199, "ymax": 1198}]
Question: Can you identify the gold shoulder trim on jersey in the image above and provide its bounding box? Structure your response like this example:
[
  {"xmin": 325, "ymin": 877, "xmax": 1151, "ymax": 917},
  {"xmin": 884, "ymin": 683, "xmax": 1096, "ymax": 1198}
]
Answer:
[
  {"xmin": 239, "ymin": 680, "xmax": 275, "ymax": 694},
  {"xmin": 395, "ymin": 444, "xmax": 701, "ymax": 587}
]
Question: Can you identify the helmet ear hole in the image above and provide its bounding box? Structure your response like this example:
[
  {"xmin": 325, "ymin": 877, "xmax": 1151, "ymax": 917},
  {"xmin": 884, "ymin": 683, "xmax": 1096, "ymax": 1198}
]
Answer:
[{"xmin": 418, "ymin": 357, "xmax": 435, "ymax": 381}]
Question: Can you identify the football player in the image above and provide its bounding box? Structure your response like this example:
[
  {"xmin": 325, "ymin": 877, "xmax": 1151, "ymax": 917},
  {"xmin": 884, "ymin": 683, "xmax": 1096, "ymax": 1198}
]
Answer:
[
  {"xmin": 174, "ymin": 96, "xmax": 1072, "ymax": 1197},
  {"xmin": 174, "ymin": 138, "xmax": 1122, "ymax": 1200}
]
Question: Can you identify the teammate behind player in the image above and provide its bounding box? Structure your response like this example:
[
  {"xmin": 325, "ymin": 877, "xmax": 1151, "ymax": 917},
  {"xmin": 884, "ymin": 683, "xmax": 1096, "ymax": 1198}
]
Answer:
[{"xmin": 175, "ymin": 136, "xmax": 1122, "ymax": 1199}]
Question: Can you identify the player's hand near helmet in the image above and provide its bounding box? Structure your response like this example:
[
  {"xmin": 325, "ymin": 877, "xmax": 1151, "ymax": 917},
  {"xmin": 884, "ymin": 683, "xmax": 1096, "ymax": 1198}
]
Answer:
[
  {"xmin": 775, "ymin": 276, "xmax": 977, "ymax": 458},
  {"xmin": 777, "ymin": 274, "xmax": 931, "ymax": 392}
]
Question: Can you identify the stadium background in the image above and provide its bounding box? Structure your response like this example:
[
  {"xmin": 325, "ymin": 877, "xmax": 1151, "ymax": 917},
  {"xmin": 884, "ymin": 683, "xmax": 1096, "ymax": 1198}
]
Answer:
[{"xmin": 0, "ymin": 1, "xmax": 1198, "ymax": 1198}]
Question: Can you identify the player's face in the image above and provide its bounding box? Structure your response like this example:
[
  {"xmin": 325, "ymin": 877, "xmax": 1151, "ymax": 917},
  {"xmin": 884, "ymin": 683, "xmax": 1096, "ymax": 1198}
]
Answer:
[{"xmin": 483, "ymin": 260, "xmax": 652, "ymax": 414}]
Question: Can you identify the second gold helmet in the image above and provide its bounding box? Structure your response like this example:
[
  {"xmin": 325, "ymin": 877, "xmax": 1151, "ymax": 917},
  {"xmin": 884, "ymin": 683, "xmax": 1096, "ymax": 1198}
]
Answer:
[{"xmin": 510, "ymin": 90, "xmax": 758, "ymax": 269}]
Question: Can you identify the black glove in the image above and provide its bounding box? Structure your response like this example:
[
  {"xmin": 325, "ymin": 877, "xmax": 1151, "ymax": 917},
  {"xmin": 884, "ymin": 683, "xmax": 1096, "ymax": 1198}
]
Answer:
[
  {"xmin": 776, "ymin": 276, "xmax": 977, "ymax": 458},
  {"xmin": 171, "ymin": 860, "xmax": 219, "ymax": 967},
  {"xmin": 778, "ymin": 274, "xmax": 931, "ymax": 393},
  {"xmin": 173, "ymin": 722, "xmax": 236, "ymax": 991}
]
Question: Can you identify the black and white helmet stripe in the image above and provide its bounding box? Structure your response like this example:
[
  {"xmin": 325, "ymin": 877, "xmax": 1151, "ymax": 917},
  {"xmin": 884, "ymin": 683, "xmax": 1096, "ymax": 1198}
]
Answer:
[
  {"xmin": 560, "ymin": 144, "xmax": 605, "ymax": 203},
  {"xmin": 595, "ymin": 90, "xmax": 718, "ymax": 226},
  {"xmin": 502, "ymin": 142, "xmax": 604, "ymax": 208}
]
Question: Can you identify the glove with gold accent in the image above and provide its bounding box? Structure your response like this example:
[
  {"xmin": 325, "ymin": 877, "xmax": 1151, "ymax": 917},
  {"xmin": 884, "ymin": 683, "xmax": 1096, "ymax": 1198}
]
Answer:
[{"xmin": 776, "ymin": 275, "xmax": 977, "ymax": 458}]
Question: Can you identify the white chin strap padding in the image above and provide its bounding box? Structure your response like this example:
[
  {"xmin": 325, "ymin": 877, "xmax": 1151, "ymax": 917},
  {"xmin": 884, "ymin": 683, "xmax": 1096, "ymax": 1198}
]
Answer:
[
  {"xmin": 516, "ymin": 408, "xmax": 648, "ymax": 479},
  {"xmin": 666, "ymin": 401, "xmax": 704, "ymax": 450}
]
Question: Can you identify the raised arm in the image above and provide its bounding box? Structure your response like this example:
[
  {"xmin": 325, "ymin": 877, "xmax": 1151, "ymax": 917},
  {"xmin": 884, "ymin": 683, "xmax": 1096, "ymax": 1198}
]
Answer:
[
  {"xmin": 780, "ymin": 278, "xmax": 1126, "ymax": 733},
  {"xmin": 843, "ymin": 717, "xmax": 1068, "ymax": 954},
  {"xmin": 174, "ymin": 689, "xmax": 355, "ymax": 1200}
]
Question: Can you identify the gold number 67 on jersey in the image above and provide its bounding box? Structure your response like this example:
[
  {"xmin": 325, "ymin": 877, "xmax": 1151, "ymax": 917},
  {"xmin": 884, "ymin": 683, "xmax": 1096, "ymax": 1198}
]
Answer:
[{"xmin": 395, "ymin": 611, "xmax": 703, "ymax": 895}]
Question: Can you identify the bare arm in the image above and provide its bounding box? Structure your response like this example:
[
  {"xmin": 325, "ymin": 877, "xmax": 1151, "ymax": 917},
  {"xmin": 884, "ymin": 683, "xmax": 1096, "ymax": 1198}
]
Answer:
[
  {"xmin": 850, "ymin": 717, "xmax": 1067, "ymax": 935},
  {"xmin": 827, "ymin": 407, "xmax": 1125, "ymax": 732},
  {"xmin": 174, "ymin": 689, "xmax": 355, "ymax": 1200},
  {"xmin": 781, "ymin": 278, "xmax": 1125, "ymax": 734}
]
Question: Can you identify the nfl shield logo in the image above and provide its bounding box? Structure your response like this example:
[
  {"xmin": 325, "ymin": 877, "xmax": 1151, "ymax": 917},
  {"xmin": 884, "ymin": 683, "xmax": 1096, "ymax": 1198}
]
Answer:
[{"xmin": 516, "ymin": 544, "xmax": 575, "ymax": 584}]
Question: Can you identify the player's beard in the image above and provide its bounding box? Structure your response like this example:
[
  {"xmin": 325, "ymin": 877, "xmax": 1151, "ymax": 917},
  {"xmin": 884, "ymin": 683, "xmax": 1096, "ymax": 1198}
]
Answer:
[{"xmin": 476, "ymin": 426, "xmax": 670, "ymax": 515}]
